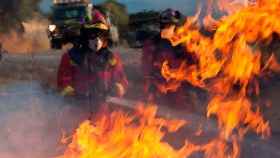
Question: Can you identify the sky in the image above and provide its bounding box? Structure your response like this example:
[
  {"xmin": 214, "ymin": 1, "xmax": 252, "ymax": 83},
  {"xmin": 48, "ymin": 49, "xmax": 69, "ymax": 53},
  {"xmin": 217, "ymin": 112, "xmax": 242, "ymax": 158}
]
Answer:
[{"xmin": 40, "ymin": 0, "xmax": 199, "ymax": 15}]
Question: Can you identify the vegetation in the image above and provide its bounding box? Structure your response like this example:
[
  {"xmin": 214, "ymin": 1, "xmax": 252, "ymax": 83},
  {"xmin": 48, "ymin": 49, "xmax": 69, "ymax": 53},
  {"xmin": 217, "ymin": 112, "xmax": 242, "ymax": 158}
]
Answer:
[
  {"xmin": 0, "ymin": 0, "xmax": 42, "ymax": 33},
  {"xmin": 96, "ymin": 0, "xmax": 129, "ymax": 36},
  {"xmin": 129, "ymin": 10, "xmax": 160, "ymax": 30}
]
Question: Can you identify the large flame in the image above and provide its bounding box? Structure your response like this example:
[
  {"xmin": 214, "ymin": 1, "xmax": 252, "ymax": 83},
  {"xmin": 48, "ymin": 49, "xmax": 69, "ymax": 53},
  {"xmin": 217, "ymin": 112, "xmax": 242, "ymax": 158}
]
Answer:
[
  {"xmin": 58, "ymin": 105, "xmax": 243, "ymax": 158},
  {"xmin": 58, "ymin": 0, "xmax": 280, "ymax": 158},
  {"xmin": 57, "ymin": 105, "xmax": 191, "ymax": 158},
  {"xmin": 161, "ymin": 0, "xmax": 280, "ymax": 156}
]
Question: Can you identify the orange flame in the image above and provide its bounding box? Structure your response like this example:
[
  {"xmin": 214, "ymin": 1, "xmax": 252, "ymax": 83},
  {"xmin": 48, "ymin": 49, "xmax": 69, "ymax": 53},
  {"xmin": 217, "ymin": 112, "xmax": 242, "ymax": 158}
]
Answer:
[
  {"xmin": 57, "ymin": 105, "xmax": 192, "ymax": 158},
  {"xmin": 207, "ymin": 95, "xmax": 271, "ymax": 139},
  {"xmin": 161, "ymin": 0, "xmax": 279, "ymax": 147},
  {"xmin": 57, "ymin": 105, "xmax": 242, "ymax": 158},
  {"xmin": 163, "ymin": 0, "xmax": 280, "ymax": 92},
  {"xmin": 58, "ymin": 1, "xmax": 280, "ymax": 158}
]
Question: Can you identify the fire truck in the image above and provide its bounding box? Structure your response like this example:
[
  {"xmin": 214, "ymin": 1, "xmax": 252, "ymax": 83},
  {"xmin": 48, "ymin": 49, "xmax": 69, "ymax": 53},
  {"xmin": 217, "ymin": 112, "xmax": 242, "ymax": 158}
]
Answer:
[{"xmin": 48, "ymin": 0, "xmax": 93, "ymax": 49}]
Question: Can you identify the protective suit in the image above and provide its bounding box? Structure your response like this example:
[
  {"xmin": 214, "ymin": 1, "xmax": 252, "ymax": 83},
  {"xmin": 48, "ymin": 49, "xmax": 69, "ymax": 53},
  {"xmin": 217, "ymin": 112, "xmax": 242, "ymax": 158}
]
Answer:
[
  {"xmin": 142, "ymin": 9, "xmax": 197, "ymax": 109},
  {"xmin": 57, "ymin": 10, "xmax": 128, "ymax": 109}
]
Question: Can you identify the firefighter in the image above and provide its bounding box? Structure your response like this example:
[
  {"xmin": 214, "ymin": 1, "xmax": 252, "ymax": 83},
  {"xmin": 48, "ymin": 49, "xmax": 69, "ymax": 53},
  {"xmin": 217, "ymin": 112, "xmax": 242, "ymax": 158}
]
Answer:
[
  {"xmin": 57, "ymin": 10, "xmax": 128, "ymax": 110},
  {"xmin": 142, "ymin": 8, "xmax": 197, "ymax": 109}
]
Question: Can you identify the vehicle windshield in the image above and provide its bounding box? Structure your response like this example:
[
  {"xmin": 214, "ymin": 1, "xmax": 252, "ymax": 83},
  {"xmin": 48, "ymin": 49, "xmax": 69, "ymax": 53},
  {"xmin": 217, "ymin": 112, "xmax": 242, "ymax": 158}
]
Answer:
[{"xmin": 53, "ymin": 6, "xmax": 86, "ymax": 21}]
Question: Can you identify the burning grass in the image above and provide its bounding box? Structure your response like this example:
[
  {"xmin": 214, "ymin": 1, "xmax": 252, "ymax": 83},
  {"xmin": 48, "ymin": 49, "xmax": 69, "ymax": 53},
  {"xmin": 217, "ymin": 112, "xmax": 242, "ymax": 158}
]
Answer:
[
  {"xmin": 57, "ymin": 105, "xmax": 190, "ymax": 158},
  {"xmin": 57, "ymin": 104, "xmax": 248, "ymax": 158}
]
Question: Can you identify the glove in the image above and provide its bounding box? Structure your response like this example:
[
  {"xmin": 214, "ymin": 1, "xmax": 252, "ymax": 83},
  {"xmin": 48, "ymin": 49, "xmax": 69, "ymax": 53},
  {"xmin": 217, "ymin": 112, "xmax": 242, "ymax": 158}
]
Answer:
[
  {"xmin": 112, "ymin": 83, "xmax": 125, "ymax": 97},
  {"xmin": 61, "ymin": 86, "xmax": 75, "ymax": 96}
]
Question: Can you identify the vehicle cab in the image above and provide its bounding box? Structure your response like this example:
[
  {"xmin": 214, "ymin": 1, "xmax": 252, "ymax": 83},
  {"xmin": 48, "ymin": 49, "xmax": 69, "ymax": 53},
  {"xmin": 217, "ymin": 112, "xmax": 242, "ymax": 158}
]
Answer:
[{"xmin": 48, "ymin": 0, "xmax": 93, "ymax": 49}]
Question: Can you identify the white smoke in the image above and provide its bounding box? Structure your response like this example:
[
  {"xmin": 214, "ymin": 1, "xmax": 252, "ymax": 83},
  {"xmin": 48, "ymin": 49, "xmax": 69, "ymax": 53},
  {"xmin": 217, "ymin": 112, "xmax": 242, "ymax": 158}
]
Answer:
[{"xmin": 0, "ymin": 81, "xmax": 89, "ymax": 158}]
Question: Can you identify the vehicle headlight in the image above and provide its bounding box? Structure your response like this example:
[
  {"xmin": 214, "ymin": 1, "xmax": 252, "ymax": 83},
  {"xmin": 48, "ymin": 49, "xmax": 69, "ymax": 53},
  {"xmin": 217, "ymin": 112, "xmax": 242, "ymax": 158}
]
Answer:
[{"xmin": 48, "ymin": 25, "xmax": 56, "ymax": 32}]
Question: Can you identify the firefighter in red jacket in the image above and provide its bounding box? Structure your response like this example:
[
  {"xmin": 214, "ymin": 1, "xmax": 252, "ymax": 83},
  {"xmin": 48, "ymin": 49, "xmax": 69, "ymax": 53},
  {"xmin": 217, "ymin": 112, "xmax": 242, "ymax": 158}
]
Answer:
[
  {"xmin": 142, "ymin": 9, "xmax": 197, "ymax": 109},
  {"xmin": 57, "ymin": 11, "xmax": 128, "ymax": 108}
]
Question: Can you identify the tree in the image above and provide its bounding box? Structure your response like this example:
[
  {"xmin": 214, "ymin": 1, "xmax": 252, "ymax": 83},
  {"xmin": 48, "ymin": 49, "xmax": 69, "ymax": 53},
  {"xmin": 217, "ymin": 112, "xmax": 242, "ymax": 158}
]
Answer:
[
  {"xmin": 129, "ymin": 10, "xmax": 160, "ymax": 28},
  {"xmin": 18, "ymin": 0, "xmax": 41, "ymax": 20},
  {"xmin": 0, "ymin": 0, "xmax": 42, "ymax": 33},
  {"xmin": 98, "ymin": 0, "xmax": 129, "ymax": 30}
]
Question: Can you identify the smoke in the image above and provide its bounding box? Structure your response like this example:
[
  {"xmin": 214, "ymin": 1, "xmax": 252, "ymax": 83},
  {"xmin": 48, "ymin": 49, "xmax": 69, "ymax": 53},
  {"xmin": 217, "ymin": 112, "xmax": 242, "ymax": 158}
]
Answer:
[
  {"xmin": 0, "ymin": 17, "xmax": 50, "ymax": 54},
  {"xmin": 0, "ymin": 81, "xmax": 89, "ymax": 158}
]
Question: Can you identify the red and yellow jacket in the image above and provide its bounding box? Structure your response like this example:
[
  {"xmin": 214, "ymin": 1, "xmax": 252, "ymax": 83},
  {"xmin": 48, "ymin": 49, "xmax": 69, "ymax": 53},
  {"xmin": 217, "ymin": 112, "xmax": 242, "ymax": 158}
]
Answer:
[
  {"xmin": 142, "ymin": 35, "xmax": 190, "ymax": 93},
  {"xmin": 141, "ymin": 35, "xmax": 199, "ymax": 108},
  {"xmin": 57, "ymin": 47, "xmax": 128, "ymax": 98}
]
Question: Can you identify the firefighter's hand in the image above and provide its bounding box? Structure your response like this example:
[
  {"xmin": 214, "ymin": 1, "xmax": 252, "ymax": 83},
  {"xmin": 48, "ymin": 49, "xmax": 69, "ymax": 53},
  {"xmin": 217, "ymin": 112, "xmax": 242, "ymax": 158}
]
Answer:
[
  {"xmin": 112, "ymin": 83, "xmax": 125, "ymax": 97},
  {"xmin": 61, "ymin": 86, "xmax": 75, "ymax": 96}
]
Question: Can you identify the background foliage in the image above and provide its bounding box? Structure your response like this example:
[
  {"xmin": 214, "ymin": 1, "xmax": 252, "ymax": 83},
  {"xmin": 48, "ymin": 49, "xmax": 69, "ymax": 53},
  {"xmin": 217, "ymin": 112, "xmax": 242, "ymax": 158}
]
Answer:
[{"xmin": 0, "ymin": 0, "xmax": 42, "ymax": 33}]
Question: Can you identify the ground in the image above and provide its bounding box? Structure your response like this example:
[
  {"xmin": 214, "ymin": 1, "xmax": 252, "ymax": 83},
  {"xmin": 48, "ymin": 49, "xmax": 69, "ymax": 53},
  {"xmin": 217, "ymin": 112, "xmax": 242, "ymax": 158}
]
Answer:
[{"xmin": 0, "ymin": 47, "xmax": 280, "ymax": 158}]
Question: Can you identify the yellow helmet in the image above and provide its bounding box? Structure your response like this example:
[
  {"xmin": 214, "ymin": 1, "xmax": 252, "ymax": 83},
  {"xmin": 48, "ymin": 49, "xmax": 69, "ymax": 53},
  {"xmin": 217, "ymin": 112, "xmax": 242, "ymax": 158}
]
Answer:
[{"xmin": 84, "ymin": 22, "xmax": 109, "ymax": 31}]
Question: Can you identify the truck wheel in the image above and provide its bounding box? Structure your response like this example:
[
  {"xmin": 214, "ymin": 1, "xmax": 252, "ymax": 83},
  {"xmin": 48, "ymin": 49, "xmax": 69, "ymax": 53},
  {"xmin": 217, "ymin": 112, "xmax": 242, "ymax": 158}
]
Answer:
[{"xmin": 51, "ymin": 40, "xmax": 62, "ymax": 49}]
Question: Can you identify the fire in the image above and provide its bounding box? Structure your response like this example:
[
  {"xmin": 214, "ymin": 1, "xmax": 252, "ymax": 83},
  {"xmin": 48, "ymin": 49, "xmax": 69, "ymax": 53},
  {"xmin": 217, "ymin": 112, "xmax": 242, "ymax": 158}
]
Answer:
[
  {"xmin": 58, "ymin": 0, "xmax": 280, "ymax": 158},
  {"xmin": 58, "ymin": 105, "xmax": 245, "ymax": 158},
  {"xmin": 160, "ymin": 0, "xmax": 280, "ymax": 156},
  {"xmin": 207, "ymin": 95, "xmax": 271, "ymax": 139},
  {"xmin": 163, "ymin": 0, "xmax": 280, "ymax": 98},
  {"xmin": 57, "ymin": 105, "xmax": 191, "ymax": 158}
]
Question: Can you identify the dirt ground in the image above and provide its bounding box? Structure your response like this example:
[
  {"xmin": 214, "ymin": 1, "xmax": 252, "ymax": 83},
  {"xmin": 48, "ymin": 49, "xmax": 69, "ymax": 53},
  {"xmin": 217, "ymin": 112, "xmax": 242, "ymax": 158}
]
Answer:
[{"xmin": 0, "ymin": 47, "xmax": 280, "ymax": 158}]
